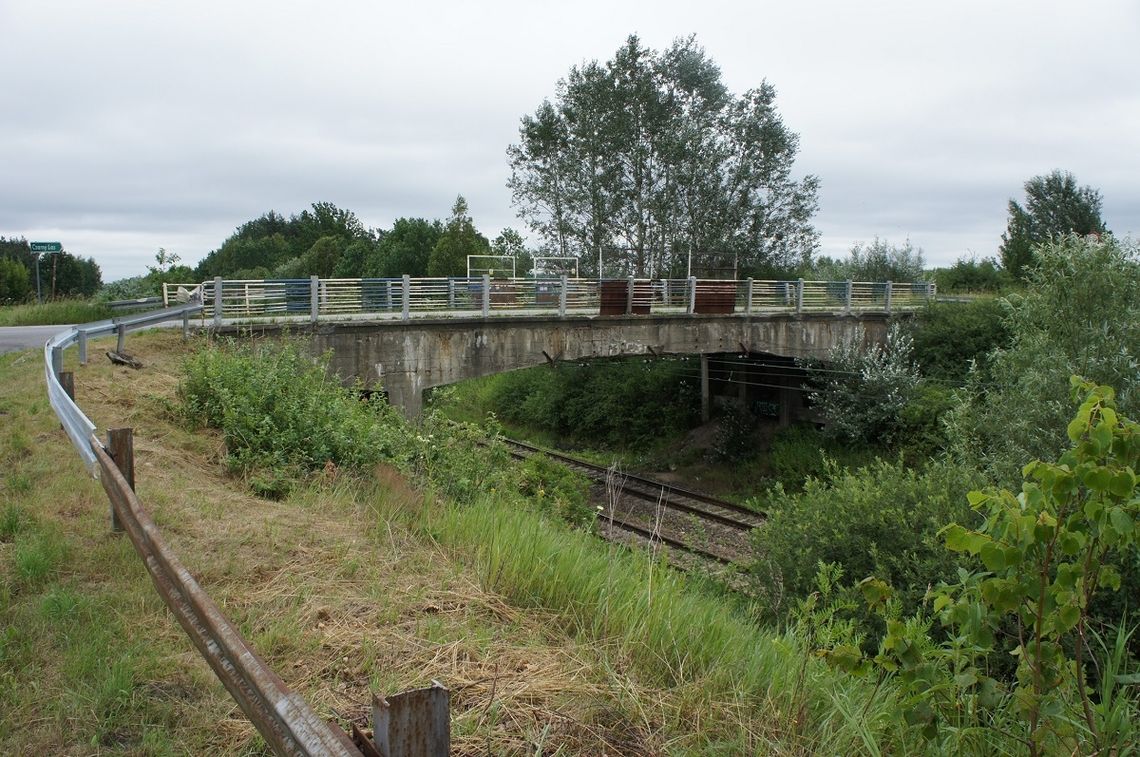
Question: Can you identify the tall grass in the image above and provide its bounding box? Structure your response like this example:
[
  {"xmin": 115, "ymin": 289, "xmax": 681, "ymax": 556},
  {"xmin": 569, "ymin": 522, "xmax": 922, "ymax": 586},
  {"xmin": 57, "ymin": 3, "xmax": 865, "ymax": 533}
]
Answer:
[{"xmin": 0, "ymin": 299, "xmax": 112, "ymax": 326}]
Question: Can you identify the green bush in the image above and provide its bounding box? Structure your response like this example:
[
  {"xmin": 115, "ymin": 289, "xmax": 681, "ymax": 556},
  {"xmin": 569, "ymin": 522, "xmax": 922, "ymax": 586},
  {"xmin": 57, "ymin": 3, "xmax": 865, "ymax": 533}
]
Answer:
[
  {"xmin": 909, "ymin": 299, "xmax": 1010, "ymax": 382},
  {"xmin": 487, "ymin": 358, "xmax": 700, "ymax": 447},
  {"xmin": 179, "ymin": 340, "xmax": 403, "ymax": 483},
  {"xmin": 515, "ymin": 454, "xmax": 593, "ymax": 527},
  {"xmin": 750, "ymin": 458, "xmax": 982, "ymax": 619},
  {"xmin": 764, "ymin": 424, "xmax": 881, "ymax": 492}
]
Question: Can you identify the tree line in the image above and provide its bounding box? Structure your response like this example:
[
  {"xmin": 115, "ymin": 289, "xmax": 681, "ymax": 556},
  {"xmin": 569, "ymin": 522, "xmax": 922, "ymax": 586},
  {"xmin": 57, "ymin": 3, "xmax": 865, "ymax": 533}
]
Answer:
[{"xmin": 0, "ymin": 237, "xmax": 101, "ymax": 304}]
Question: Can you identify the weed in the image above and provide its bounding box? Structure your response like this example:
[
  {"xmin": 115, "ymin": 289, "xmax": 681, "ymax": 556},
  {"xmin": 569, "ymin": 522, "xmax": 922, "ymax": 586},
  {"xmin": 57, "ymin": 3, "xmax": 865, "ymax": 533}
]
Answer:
[{"xmin": 13, "ymin": 528, "xmax": 67, "ymax": 585}]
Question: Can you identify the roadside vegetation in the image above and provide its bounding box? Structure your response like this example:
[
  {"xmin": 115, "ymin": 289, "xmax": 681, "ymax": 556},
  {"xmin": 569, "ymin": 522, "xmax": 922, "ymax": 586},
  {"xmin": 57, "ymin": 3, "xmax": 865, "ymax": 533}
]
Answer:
[{"xmin": 0, "ymin": 299, "xmax": 113, "ymax": 327}]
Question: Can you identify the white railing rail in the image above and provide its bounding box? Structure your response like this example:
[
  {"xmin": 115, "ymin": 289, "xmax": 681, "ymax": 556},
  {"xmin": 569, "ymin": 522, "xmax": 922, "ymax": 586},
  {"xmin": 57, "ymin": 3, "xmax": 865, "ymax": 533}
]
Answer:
[{"xmin": 166, "ymin": 277, "xmax": 935, "ymax": 324}]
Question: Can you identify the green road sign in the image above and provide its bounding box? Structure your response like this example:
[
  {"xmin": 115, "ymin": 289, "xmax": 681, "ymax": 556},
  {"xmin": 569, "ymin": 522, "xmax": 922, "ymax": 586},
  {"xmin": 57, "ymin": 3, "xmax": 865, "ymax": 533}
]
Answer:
[{"xmin": 31, "ymin": 241, "xmax": 62, "ymax": 253}]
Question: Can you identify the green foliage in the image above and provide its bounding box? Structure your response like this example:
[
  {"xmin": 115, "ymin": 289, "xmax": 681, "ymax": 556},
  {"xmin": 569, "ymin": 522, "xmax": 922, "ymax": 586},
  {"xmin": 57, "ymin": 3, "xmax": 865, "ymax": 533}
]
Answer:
[
  {"xmin": 515, "ymin": 454, "xmax": 593, "ymax": 527},
  {"xmin": 763, "ymin": 424, "xmax": 880, "ymax": 491},
  {"xmin": 364, "ymin": 218, "xmax": 442, "ymax": 278},
  {"xmin": 806, "ymin": 323, "xmax": 920, "ymax": 444},
  {"xmin": 486, "ymin": 358, "xmax": 700, "ymax": 447},
  {"xmin": 948, "ymin": 234, "xmax": 1140, "ymax": 486},
  {"xmin": 508, "ymin": 34, "xmax": 819, "ymax": 277},
  {"xmin": 1000, "ymin": 170, "xmax": 1107, "ymax": 279},
  {"xmin": 178, "ymin": 340, "xmax": 402, "ymax": 488},
  {"xmin": 846, "ymin": 237, "xmax": 926, "ymax": 282},
  {"xmin": 751, "ymin": 458, "xmax": 981, "ymax": 620},
  {"xmin": 815, "ymin": 380, "xmax": 1140, "ymax": 755},
  {"xmin": 428, "ymin": 195, "xmax": 491, "ymax": 277},
  {"xmin": 909, "ymin": 299, "xmax": 1010, "ymax": 382},
  {"xmin": 0, "ymin": 258, "xmax": 31, "ymax": 304},
  {"xmin": 710, "ymin": 403, "xmax": 756, "ymax": 461},
  {"xmin": 932, "ymin": 256, "xmax": 1010, "ymax": 293},
  {"xmin": 0, "ymin": 300, "xmax": 113, "ymax": 327}
]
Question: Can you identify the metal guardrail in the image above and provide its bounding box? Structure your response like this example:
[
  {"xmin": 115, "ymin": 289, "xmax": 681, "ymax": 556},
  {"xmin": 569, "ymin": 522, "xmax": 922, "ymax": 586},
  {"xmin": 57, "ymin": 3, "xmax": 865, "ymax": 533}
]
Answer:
[
  {"xmin": 41, "ymin": 302, "xmax": 455, "ymax": 756},
  {"xmin": 165, "ymin": 276, "xmax": 936, "ymax": 325}
]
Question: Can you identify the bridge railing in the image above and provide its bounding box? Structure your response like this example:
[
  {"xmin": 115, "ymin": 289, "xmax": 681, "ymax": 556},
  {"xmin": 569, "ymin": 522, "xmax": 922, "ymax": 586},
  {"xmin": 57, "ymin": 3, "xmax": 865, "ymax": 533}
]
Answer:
[{"xmin": 165, "ymin": 276, "xmax": 935, "ymax": 323}]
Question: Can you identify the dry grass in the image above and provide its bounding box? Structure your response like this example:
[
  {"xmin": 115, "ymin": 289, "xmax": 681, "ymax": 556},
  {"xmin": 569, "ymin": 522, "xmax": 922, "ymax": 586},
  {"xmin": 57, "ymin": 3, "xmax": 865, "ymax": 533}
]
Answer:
[{"xmin": 2, "ymin": 330, "xmax": 707, "ymax": 754}]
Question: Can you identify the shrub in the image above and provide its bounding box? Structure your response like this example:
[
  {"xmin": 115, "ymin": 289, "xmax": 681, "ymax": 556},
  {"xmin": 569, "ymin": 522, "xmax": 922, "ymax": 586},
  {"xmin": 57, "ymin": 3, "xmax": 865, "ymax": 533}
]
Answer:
[
  {"xmin": 179, "ymin": 340, "xmax": 403, "ymax": 482},
  {"xmin": 750, "ymin": 458, "xmax": 982, "ymax": 619},
  {"xmin": 909, "ymin": 299, "xmax": 1010, "ymax": 383}
]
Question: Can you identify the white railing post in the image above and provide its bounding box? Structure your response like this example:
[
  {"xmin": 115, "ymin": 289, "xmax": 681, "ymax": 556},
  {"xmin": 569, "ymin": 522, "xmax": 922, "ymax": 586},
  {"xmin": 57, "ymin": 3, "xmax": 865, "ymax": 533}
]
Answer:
[
  {"xmin": 401, "ymin": 275, "xmax": 411, "ymax": 320},
  {"xmin": 626, "ymin": 275, "xmax": 635, "ymax": 314},
  {"xmin": 213, "ymin": 276, "xmax": 223, "ymax": 326},
  {"xmin": 482, "ymin": 274, "xmax": 490, "ymax": 316},
  {"xmin": 885, "ymin": 281, "xmax": 893, "ymax": 314},
  {"xmin": 745, "ymin": 278, "xmax": 754, "ymax": 316},
  {"xmin": 796, "ymin": 279, "xmax": 804, "ymax": 314},
  {"xmin": 845, "ymin": 279, "xmax": 853, "ymax": 313},
  {"xmin": 310, "ymin": 275, "xmax": 319, "ymax": 323},
  {"xmin": 687, "ymin": 276, "xmax": 697, "ymax": 314},
  {"xmin": 926, "ymin": 281, "xmax": 936, "ymax": 302},
  {"xmin": 559, "ymin": 275, "xmax": 568, "ymax": 317},
  {"xmin": 448, "ymin": 279, "xmax": 455, "ymax": 310}
]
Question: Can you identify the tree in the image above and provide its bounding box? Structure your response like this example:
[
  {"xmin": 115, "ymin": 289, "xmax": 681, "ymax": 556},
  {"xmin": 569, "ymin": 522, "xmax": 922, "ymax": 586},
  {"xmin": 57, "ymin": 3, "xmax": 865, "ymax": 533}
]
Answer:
[
  {"xmin": 846, "ymin": 238, "xmax": 925, "ymax": 282},
  {"xmin": 948, "ymin": 234, "xmax": 1140, "ymax": 486},
  {"xmin": 0, "ymin": 257, "xmax": 31, "ymax": 303},
  {"xmin": 999, "ymin": 170, "xmax": 1107, "ymax": 279},
  {"xmin": 491, "ymin": 228, "xmax": 531, "ymax": 276},
  {"xmin": 364, "ymin": 218, "xmax": 443, "ymax": 278},
  {"xmin": 508, "ymin": 35, "xmax": 819, "ymax": 278},
  {"xmin": 428, "ymin": 196, "xmax": 490, "ymax": 277}
]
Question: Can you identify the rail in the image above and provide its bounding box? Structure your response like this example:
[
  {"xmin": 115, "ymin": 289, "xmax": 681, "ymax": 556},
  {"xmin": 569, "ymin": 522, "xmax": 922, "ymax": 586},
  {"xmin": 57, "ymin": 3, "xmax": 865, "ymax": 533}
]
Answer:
[
  {"xmin": 43, "ymin": 303, "xmax": 448, "ymax": 756},
  {"xmin": 164, "ymin": 276, "xmax": 936, "ymax": 324}
]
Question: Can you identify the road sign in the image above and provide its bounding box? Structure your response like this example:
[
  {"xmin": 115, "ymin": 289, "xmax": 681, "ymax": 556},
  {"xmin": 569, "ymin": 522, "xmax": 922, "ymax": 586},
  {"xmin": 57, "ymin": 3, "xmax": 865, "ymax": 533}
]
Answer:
[{"xmin": 31, "ymin": 241, "xmax": 62, "ymax": 253}]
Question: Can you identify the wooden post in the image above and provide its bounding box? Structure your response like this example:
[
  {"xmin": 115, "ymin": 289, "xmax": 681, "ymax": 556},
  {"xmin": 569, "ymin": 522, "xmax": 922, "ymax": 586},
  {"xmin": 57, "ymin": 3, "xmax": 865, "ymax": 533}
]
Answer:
[
  {"xmin": 116, "ymin": 323, "xmax": 126, "ymax": 353},
  {"xmin": 107, "ymin": 428, "xmax": 134, "ymax": 532},
  {"xmin": 58, "ymin": 371, "xmax": 75, "ymax": 401}
]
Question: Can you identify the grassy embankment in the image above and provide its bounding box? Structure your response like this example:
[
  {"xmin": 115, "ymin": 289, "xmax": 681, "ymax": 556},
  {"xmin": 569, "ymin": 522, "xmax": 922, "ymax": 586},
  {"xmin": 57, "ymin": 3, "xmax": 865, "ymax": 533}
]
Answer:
[
  {"xmin": 2, "ymin": 331, "xmax": 916, "ymax": 754},
  {"xmin": 0, "ymin": 300, "xmax": 113, "ymax": 327}
]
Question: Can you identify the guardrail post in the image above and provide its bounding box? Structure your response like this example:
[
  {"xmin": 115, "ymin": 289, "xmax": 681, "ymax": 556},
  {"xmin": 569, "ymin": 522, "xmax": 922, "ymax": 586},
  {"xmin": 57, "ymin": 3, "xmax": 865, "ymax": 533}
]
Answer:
[
  {"xmin": 885, "ymin": 281, "xmax": 893, "ymax": 314},
  {"xmin": 845, "ymin": 279, "xmax": 853, "ymax": 313},
  {"xmin": 213, "ymin": 277, "xmax": 223, "ymax": 327},
  {"xmin": 745, "ymin": 278, "xmax": 754, "ymax": 316},
  {"xmin": 482, "ymin": 274, "xmax": 490, "ymax": 317},
  {"xmin": 687, "ymin": 276, "xmax": 697, "ymax": 314},
  {"xmin": 107, "ymin": 428, "xmax": 134, "ymax": 532},
  {"xmin": 116, "ymin": 323, "xmax": 126, "ymax": 353},
  {"xmin": 626, "ymin": 275, "xmax": 635, "ymax": 315},
  {"xmin": 310, "ymin": 275, "xmax": 320, "ymax": 323},
  {"xmin": 796, "ymin": 279, "xmax": 804, "ymax": 314},
  {"xmin": 78, "ymin": 330, "xmax": 88, "ymax": 365},
  {"xmin": 559, "ymin": 275, "xmax": 568, "ymax": 317},
  {"xmin": 182, "ymin": 310, "xmax": 190, "ymax": 339},
  {"xmin": 59, "ymin": 371, "xmax": 75, "ymax": 401},
  {"xmin": 402, "ymin": 275, "xmax": 411, "ymax": 320}
]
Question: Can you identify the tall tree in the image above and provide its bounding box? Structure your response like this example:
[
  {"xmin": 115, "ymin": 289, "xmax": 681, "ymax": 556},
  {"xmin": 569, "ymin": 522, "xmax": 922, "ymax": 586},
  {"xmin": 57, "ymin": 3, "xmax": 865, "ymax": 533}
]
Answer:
[
  {"xmin": 508, "ymin": 35, "xmax": 819, "ymax": 278},
  {"xmin": 999, "ymin": 170, "xmax": 1107, "ymax": 279},
  {"xmin": 364, "ymin": 218, "xmax": 443, "ymax": 278},
  {"xmin": 428, "ymin": 196, "xmax": 491, "ymax": 277}
]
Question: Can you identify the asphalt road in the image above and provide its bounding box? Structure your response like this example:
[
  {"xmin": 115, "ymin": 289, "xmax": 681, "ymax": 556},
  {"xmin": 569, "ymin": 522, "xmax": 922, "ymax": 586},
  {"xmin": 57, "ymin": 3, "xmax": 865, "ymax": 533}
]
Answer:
[{"xmin": 0, "ymin": 325, "xmax": 72, "ymax": 355}]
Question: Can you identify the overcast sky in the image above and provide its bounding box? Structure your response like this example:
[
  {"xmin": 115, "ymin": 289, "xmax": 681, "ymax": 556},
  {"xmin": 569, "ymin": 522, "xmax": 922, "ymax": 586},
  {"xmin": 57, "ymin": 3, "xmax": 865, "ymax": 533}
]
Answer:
[{"xmin": 2, "ymin": 0, "xmax": 1137, "ymax": 281}]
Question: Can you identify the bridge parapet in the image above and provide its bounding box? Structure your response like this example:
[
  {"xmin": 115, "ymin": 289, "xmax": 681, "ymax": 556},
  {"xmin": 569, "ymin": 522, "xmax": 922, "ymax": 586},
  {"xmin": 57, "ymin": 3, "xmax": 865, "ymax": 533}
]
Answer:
[{"xmin": 166, "ymin": 276, "xmax": 934, "ymax": 325}]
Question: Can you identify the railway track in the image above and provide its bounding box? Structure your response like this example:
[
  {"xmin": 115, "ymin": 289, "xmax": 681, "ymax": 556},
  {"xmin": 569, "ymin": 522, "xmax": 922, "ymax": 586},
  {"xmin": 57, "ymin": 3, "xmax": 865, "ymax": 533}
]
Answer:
[{"xmin": 501, "ymin": 437, "xmax": 764, "ymax": 566}]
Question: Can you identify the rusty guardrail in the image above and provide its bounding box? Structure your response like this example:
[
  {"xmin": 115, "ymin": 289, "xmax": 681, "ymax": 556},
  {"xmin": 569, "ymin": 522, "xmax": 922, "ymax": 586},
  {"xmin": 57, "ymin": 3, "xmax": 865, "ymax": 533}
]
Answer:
[{"xmin": 45, "ymin": 306, "xmax": 450, "ymax": 756}]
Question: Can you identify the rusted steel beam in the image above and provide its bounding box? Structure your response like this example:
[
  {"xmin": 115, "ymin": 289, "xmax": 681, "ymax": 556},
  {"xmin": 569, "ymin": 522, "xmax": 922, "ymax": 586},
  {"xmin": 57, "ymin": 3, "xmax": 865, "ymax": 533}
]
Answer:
[{"xmin": 91, "ymin": 438, "xmax": 362, "ymax": 757}]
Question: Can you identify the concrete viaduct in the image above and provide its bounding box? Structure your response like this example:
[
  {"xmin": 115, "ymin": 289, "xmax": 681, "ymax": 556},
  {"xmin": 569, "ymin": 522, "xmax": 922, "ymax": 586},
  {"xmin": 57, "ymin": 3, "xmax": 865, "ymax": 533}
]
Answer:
[{"xmin": 220, "ymin": 311, "xmax": 894, "ymax": 421}]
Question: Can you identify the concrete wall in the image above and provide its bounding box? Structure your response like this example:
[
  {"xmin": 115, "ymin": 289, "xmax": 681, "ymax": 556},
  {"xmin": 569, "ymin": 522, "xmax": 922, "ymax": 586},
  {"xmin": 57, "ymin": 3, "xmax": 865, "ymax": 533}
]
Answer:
[{"xmin": 217, "ymin": 313, "xmax": 894, "ymax": 417}]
